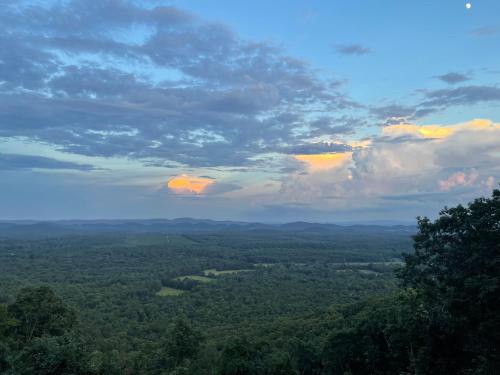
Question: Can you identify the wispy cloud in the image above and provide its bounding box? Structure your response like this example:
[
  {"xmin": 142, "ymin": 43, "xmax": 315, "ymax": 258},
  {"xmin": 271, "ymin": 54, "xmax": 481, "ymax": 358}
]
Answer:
[
  {"xmin": 471, "ymin": 26, "xmax": 499, "ymax": 36},
  {"xmin": 0, "ymin": 154, "xmax": 95, "ymax": 171},
  {"xmin": 371, "ymin": 85, "xmax": 500, "ymax": 124},
  {"xmin": 434, "ymin": 72, "xmax": 471, "ymax": 85},
  {"xmin": 333, "ymin": 43, "xmax": 371, "ymax": 56},
  {"xmin": 421, "ymin": 85, "xmax": 500, "ymax": 107}
]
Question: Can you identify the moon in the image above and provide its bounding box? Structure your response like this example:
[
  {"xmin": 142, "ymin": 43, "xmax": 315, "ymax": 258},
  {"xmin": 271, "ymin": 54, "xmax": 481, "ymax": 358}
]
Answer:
[{"xmin": 465, "ymin": 2, "xmax": 472, "ymax": 9}]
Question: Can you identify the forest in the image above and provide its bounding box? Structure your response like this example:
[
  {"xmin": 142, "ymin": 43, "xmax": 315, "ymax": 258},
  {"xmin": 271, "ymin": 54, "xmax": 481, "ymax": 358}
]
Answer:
[{"xmin": 0, "ymin": 190, "xmax": 499, "ymax": 374}]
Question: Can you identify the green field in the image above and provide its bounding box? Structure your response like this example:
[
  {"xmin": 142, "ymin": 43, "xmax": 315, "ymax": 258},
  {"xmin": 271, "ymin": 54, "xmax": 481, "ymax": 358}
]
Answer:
[
  {"xmin": 156, "ymin": 287, "xmax": 185, "ymax": 296},
  {"xmin": 253, "ymin": 263, "xmax": 275, "ymax": 268},
  {"xmin": 358, "ymin": 269, "xmax": 380, "ymax": 275},
  {"xmin": 174, "ymin": 275, "xmax": 215, "ymax": 283},
  {"xmin": 329, "ymin": 261, "xmax": 403, "ymax": 266},
  {"xmin": 203, "ymin": 268, "xmax": 254, "ymax": 276}
]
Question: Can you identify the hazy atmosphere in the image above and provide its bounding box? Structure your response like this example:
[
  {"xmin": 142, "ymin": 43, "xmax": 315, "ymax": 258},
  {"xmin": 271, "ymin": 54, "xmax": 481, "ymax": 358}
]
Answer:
[{"xmin": 1, "ymin": 0, "xmax": 499, "ymax": 221}]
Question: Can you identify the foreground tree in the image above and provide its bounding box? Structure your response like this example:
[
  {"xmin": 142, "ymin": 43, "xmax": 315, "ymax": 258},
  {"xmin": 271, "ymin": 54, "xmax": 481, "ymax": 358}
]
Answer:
[
  {"xmin": 0, "ymin": 304, "xmax": 15, "ymax": 371},
  {"xmin": 399, "ymin": 188, "xmax": 500, "ymax": 373},
  {"xmin": 8, "ymin": 286, "xmax": 76, "ymax": 343},
  {"xmin": 13, "ymin": 334, "xmax": 91, "ymax": 375},
  {"xmin": 2, "ymin": 287, "xmax": 93, "ymax": 374},
  {"xmin": 322, "ymin": 189, "xmax": 500, "ymax": 374}
]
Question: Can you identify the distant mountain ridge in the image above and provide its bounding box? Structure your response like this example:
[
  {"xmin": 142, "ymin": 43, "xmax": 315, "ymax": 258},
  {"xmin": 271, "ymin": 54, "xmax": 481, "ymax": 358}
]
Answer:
[{"xmin": 0, "ymin": 218, "xmax": 416, "ymax": 239}]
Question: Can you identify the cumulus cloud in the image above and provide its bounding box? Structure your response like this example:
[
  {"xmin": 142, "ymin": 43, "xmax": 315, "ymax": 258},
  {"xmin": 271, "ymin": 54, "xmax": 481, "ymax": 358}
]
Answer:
[
  {"xmin": 294, "ymin": 152, "xmax": 353, "ymax": 172},
  {"xmin": 166, "ymin": 174, "xmax": 242, "ymax": 196},
  {"xmin": 439, "ymin": 170, "xmax": 479, "ymax": 191},
  {"xmin": 272, "ymin": 119, "xmax": 500, "ymax": 211},
  {"xmin": 167, "ymin": 175, "xmax": 214, "ymax": 194}
]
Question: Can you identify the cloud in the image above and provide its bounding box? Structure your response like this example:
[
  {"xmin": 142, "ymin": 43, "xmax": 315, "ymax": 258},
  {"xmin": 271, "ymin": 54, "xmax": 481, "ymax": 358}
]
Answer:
[
  {"xmin": 3, "ymin": 0, "xmax": 495, "ymax": 177},
  {"xmin": 167, "ymin": 174, "xmax": 214, "ymax": 194},
  {"xmin": 308, "ymin": 116, "xmax": 357, "ymax": 134},
  {"xmin": 434, "ymin": 72, "xmax": 471, "ymax": 85},
  {"xmin": 370, "ymin": 104, "xmax": 417, "ymax": 124},
  {"xmin": 485, "ymin": 176, "xmax": 496, "ymax": 190},
  {"xmin": 272, "ymin": 119, "xmax": 500, "ymax": 212},
  {"xmin": 439, "ymin": 170, "xmax": 479, "ymax": 191},
  {"xmin": 0, "ymin": 0, "xmax": 355, "ymax": 168},
  {"xmin": 281, "ymin": 142, "xmax": 352, "ymax": 155},
  {"xmin": 0, "ymin": 153, "xmax": 95, "ymax": 171},
  {"xmin": 381, "ymin": 124, "xmax": 455, "ymax": 139},
  {"xmin": 294, "ymin": 152, "xmax": 352, "ymax": 172},
  {"xmin": 166, "ymin": 174, "xmax": 240, "ymax": 196},
  {"xmin": 203, "ymin": 182, "xmax": 242, "ymax": 195},
  {"xmin": 371, "ymin": 85, "xmax": 500, "ymax": 124},
  {"xmin": 333, "ymin": 44, "xmax": 371, "ymax": 56},
  {"xmin": 422, "ymin": 85, "xmax": 500, "ymax": 107},
  {"xmin": 471, "ymin": 26, "xmax": 499, "ymax": 37}
]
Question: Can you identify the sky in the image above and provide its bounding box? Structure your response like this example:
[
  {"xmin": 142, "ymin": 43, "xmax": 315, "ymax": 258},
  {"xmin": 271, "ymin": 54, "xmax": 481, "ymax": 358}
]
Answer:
[{"xmin": 0, "ymin": 0, "xmax": 499, "ymax": 223}]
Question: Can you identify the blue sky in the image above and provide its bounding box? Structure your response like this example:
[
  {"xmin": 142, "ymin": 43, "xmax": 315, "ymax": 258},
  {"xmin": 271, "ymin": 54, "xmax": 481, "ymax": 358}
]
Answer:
[{"xmin": 0, "ymin": 0, "xmax": 499, "ymax": 222}]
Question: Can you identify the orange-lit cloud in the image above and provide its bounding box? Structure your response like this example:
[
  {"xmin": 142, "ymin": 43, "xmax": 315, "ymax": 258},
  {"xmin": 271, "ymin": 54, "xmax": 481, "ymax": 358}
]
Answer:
[
  {"xmin": 348, "ymin": 139, "xmax": 372, "ymax": 149},
  {"xmin": 383, "ymin": 124, "xmax": 455, "ymax": 139},
  {"xmin": 383, "ymin": 119, "xmax": 500, "ymax": 139},
  {"xmin": 294, "ymin": 152, "xmax": 352, "ymax": 172},
  {"xmin": 167, "ymin": 174, "xmax": 214, "ymax": 194}
]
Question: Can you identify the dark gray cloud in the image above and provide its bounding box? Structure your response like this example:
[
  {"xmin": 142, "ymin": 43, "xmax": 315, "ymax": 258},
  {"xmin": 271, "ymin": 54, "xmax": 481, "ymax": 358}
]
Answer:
[
  {"xmin": 280, "ymin": 143, "xmax": 352, "ymax": 155},
  {"xmin": 308, "ymin": 116, "xmax": 357, "ymax": 134},
  {"xmin": 422, "ymin": 85, "xmax": 500, "ymax": 107},
  {"xmin": 0, "ymin": 0, "xmax": 355, "ymax": 168},
  {"xmin": 371, "ymin": 85, "xmax": 500, "ymax": 124},
  {"xmin": 434, "ymin": 72, "xmax": 471, "ymax": 85},
  {"xmin": 369, "ymin": 104, "xmax": 417, "ymax": 124},
  {"xmin": 333, "ymin": 44, "xmax": 371, "ymax": 56},
  {"xmin": 0, "ymin": 154, "xmax": 95, "ymax": 171}
]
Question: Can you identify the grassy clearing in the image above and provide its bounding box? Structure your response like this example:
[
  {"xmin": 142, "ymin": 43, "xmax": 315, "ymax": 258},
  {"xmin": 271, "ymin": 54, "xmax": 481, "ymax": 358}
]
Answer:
[
  {"xmin": 203, "ymin": 268, "xmax": 254, "ymax": 276},
  {"xmin": 329, "ymin": 261, "xmax": 403, "ymax": 266},
  {"xmin": 358, "ymin": 269, "xmax": 380, "ymax": 275},
  {"xmin": 156, "ymin": 287, "xmax": 185, "ymax": 297},
  {"xmin": 253, "ymin": 263, "xmax": 275, "ymax": 268},
  {"xmin": 174, "ymin": 275, "xmax": 214, "ymax": 283}
]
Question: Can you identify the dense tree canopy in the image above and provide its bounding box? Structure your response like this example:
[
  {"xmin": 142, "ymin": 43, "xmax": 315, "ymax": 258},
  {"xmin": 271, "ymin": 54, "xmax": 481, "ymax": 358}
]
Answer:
[
  {"xmin": 0, "ymin": 189, "xmax": 498, "ymax": 374},
  {"xmin": 399, "ymin": 188, "xmax": 500, "ymax": 373},
  {"xmin": 322, "ymin": 189, "xmax": 500, "ymax": 374}
]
